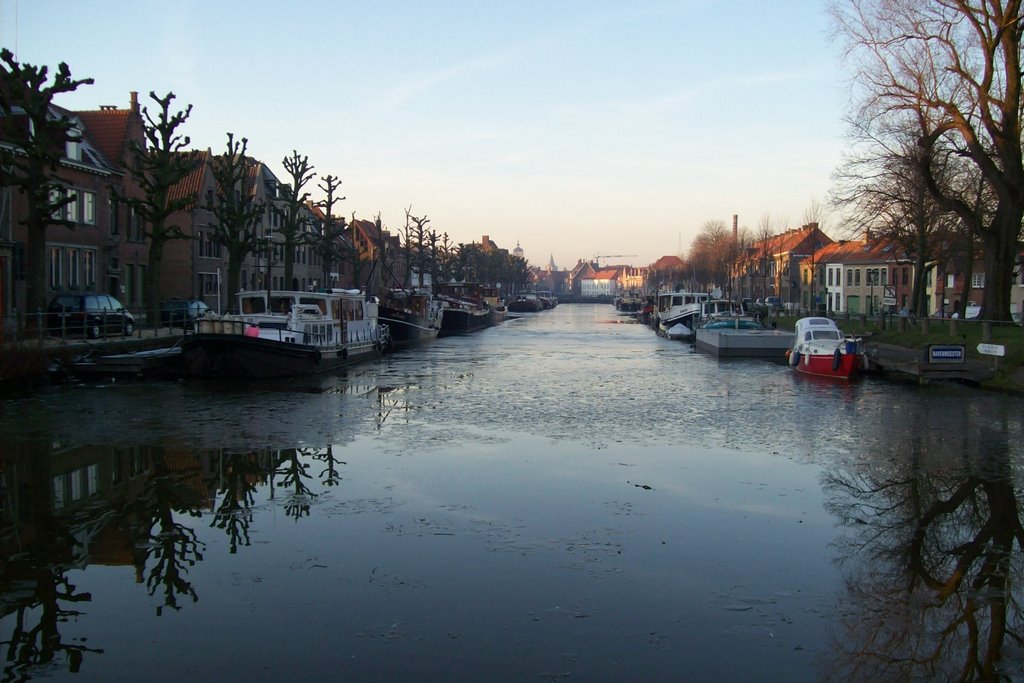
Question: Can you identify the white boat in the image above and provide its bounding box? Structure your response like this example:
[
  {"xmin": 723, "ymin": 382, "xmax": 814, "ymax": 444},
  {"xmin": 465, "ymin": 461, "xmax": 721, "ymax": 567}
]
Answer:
[
  {"xmin": 787, "ymin": 317, "xmax": 865, "ymax": 379},
  {"xmin": 180, "ymin": 289, "xmax": 388, "ymax": 378},
  {"xmin": 655, "ymin": 291, "xmax": 710, "ymax": 336}
]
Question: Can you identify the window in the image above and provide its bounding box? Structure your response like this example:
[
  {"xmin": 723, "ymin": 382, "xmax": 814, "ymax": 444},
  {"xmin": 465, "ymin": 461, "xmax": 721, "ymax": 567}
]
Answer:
[
  {"xmin": 67, "ymin": 247, "xmax": 80, "ymax": 288},
  {"xmin": 847, "ymin": 270, "xmax": 852, "ymax": 286},
  {"xmin": 201, "ymin": 272, "xmax": 219, "ymax": 296},
  {"xmin": 66, "ymin": 128, "xmax": 82, "ymax": 161},
  {"xmin": 136, "ymin": 265, "xmax": 146, "ymax": 305},
  {"xmin": 881, "ymin": 269, "xmax": 887, "ymax": 285},
  {"xmin": 855, "ymin": 269, "xmax": 861, "ymax": 286},
  {"xmin": 49, "ymin": 247, "xmax": 64, "ymax": 288},
  {"xmin": 828, "ymin": 269, "xmax": 833, "ymax": 286},
  {"xmin": 902, "ymin": 267, "xmax": 909, "ymax": 285},
  {"xmin": 53, "ymin": 475, "xmax": 67, "ymax": 509},
  {"xmin": 109, "ymin": 196, "xmax": 120, "ymax": 234},
  {"xmin": 65, "ymin": 191, "xmax": 78, "ymax": 222},
  {"xmin": 87, "ymin": 464, "xmax": 99, "ymax": 496},
  {"xmin": 83, "ymin": 250, "xmax": 96, "ymax": 287},
  {"xmin": 128, "ymin": 207, "xmax": 144, "ymax": 241},
  {"xmin": 71, "ymin": 469, "xmax": 84, "ymax": 501},
  {"xmin": 972, "ymin": 272, "xmax": 985, "ymax": 288},
  {"xmin": 947, "ymin": 273, "xmax": 954, "ymax": 287},
  {"xmin": 82, "ymin": 191, "xmax": 96, "ymax": 225}
]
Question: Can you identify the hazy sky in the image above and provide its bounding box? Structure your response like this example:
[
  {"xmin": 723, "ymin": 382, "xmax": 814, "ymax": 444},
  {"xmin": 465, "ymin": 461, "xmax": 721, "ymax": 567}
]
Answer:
[{"xmin": 2, "ymin": 0, "xmax": 847, "ymax": 269}]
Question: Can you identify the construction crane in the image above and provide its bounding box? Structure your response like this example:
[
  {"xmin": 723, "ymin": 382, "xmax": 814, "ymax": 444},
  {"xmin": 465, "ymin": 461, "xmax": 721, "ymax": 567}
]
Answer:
[{"xmin": 594, "ymin": 253, "xmax": 638, "ymax": 265}]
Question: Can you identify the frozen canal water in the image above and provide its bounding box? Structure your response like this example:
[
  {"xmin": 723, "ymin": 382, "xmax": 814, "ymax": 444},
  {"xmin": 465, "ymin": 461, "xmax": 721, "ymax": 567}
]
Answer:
[{"xmin": 2, "ymin": 304, "xmax": 1024, "ymax": 680}]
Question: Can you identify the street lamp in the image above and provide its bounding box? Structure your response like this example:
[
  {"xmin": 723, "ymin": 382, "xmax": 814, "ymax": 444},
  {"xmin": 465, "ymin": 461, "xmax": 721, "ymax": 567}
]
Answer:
[{"xmin": 868, "ymin": 269, "xmax": 876, "ymax": 316}]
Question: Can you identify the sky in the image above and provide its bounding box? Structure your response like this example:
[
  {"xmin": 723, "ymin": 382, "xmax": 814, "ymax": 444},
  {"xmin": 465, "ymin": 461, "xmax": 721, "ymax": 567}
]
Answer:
[{"xmin": 1, "ymin": 0, "xmax": 849, "ymax": 270}]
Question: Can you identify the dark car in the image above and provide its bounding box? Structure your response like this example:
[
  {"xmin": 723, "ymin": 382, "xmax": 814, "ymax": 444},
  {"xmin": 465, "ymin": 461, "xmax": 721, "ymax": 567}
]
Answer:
[
  {"xmin": 160, "ymin": 298, "xmax": 210, "ymax": 328},
  {"xmin": 47, "ymin": 293, "xmax": 135, "ymax": 339}
]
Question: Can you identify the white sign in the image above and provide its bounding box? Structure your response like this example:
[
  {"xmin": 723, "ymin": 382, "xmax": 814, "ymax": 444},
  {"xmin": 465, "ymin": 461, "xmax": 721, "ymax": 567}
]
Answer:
[{"xmin": 977, "ymin": 343, "xmax": 1006, "ymax": 357}]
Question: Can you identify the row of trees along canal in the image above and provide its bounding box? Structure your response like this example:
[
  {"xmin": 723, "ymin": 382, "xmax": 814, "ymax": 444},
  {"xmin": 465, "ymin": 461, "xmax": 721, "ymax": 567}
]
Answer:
[
  {"xmin": 0, "ymin": 48, "xmax": 531, "ymax": 327},
  {"xmin": 656, "ymin": 2, "xmax": 1024, "ymax": 324}
]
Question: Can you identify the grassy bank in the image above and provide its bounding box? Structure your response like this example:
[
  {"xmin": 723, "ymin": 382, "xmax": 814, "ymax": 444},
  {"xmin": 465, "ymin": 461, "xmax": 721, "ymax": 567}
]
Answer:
[{"xmin": 774, "ymin": 313, "xmax": 1024, "ymax": 391}]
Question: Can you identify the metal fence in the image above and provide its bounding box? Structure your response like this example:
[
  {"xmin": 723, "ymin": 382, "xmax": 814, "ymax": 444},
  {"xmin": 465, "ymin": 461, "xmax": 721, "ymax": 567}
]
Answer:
[{"xmin": 1, "ymin": 308, "xmax": 198, "ymax": 346}]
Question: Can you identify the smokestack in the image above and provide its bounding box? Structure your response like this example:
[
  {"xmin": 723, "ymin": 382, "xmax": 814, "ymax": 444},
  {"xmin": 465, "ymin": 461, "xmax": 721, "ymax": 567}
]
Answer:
[{"xmin": 732, "ymin": 214, "xmax": 738, "ymax": 239}]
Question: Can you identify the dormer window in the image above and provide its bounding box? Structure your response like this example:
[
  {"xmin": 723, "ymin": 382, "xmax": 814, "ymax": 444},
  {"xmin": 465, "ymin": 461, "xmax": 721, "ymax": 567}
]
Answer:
[{"xmin": 66, "ymin": 127, "xmax": 82, "ymax": 162}]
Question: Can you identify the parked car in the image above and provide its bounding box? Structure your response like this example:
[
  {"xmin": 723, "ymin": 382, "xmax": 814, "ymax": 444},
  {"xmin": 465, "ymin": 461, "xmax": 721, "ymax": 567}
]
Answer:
[
  {"xmin": 47, "ymin": 293, "xmax": 135, "ymax": 339},
  {"xmin": 160, "ymin": 298, "xmax": 210, "ymax": 328}
]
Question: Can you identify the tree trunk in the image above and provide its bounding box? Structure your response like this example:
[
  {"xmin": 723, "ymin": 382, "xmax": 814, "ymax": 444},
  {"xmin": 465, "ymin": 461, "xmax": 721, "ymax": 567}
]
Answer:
[
  {"xmin": 24, "ymin": 205, "xmax": 48, "ymax": 331},
  {"xmin": 980, "ymin": 219, "xmax": 1017, "ymax": 322},
  {"xmin": 912, "ymin": 256, "xmax": 929, "ymax": 317},
  {"xmin": 284, "ymin": 241, "xmax": 295, "ymax": 290},
  {"xmin": 225, "ymin": 249, "xmax": 244, "ymax": 314},
  {"xmin": 145, "ymin": 238, "xmax": 166, "ymax": 325}
]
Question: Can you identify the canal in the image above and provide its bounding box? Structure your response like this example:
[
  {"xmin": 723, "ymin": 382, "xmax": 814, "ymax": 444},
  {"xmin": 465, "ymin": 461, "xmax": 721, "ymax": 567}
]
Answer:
[{"xmin": 2, "ymin": 304, "xmax": 1023, "ymax": 681}]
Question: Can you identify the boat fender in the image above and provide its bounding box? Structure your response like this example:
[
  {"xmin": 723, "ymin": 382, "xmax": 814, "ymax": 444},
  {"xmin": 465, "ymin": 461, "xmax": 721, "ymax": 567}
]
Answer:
[
  {"xmin": 314, "ymin": 349, "xmax": 322, "ymax": 365},
  {"xmin": 789, "ymin": 350, "xmax": 799, "ymax": 367},
  {"xmin": 832, "ymin": 348, "xmax": 841, "ymax": 371}
]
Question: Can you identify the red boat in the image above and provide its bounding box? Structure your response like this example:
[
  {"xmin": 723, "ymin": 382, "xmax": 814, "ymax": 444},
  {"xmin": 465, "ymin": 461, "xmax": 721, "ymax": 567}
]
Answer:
[{"xmin": 787, "ymin": 317, "xmax": 865, "ymax": 379}]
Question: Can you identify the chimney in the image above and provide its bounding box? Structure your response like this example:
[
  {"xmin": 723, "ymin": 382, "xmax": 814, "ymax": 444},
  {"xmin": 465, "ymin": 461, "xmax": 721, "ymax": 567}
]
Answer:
[
  {"xmin": 865, "ymin": 227, "xmax": 871, "ymax": 243},
  {"xmin": 732, "ymin": 214, "xmax": 738, "ymax": 239},
  {"xmin": 130, "ymin": 91, "xmax": 139, "ymax": 113}
]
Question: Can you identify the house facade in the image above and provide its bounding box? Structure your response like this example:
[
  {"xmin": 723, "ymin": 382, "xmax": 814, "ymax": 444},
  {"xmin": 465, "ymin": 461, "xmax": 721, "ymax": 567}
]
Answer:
[
  {"xmin": 580, "ymin": 267, "xmax": 620, "ymax": 297},
  {"xmin": 1, "ymin": 93, "xmax": 148, "ymax": 325},
  {"xmin": 735, "ymin": 223, "xmax": 833, "ymax": 307}
]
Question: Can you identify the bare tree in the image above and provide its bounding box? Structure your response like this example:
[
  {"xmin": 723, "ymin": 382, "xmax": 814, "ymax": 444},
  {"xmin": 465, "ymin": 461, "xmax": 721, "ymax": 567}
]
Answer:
[
  {"xmin": 0, "ymin": 49, "xmax": 92, "ymax": 326},
  {"xmin": 831, "ymin": 0, "xmax": 1024, "ymax": 322},
  {"xmin": 753, "ymin": 214, "xmax": 780, "ymax": 301},
  {"xmin": 312, "ymin": 174, "xmax": 346, "ymax": 290},
  {"xmin": 206, "ymin": 134, "xmax": 265, "ymax": 311},
  {"xmin": 687, "ymin": 219, "xmax": 732, "ymax": 292},
  {"xmin": 115, "ymin": 92, "xmax": 199, "ymax": 323},
  {"xmin": 277, "ymin": 150, "xmax": 315, "ymax": 288}
]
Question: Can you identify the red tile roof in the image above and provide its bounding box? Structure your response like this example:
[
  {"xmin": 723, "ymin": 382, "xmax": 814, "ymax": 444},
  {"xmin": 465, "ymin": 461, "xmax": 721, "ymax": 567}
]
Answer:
[
  {"xmin": 166, "ymin": 150, "xmax": 209, "ymax": 209},
  {"xmin": 76, "ymin": 108, "xmax": 131, "ymax": 164},
  {"xmin": 651, "ymin": 255, "xmax": 685, "ymax": 270}
]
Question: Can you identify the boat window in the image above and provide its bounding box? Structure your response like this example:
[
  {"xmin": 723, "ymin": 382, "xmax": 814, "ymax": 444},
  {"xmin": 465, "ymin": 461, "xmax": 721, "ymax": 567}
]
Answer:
[
  {"xmin": 271, "ymin": 296, "xmax": 293, "ymax": 314},
  {"xmin": 241, "ymin": 296, "xmax": 264, "ymax": 314},
  {"xmin": 812, "ymin": 330, "xmax": 841, "ymax": 340},
  {"xmin": 300, "ymin": 297, "xmax": 328, "ymax": 315},
  {"xmin": 332, "ymin": 300, "xmax": 342, "ymax": 319}
]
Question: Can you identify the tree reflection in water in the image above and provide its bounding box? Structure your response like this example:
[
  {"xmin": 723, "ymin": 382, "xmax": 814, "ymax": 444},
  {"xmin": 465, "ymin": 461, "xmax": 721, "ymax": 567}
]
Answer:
[
  {"xmin": 210, "ymin": 451, "xmax": 263, "ymax": 554},
  {"xmin": 124, "ymin": 448, "xmax": 206, "ymax": 616},
  {"xmin": 823, "ymin": 423, "xmax": 1024, "ymax": 681},
  {"xmin": 0, "ymin": 442, "xmax": 103, "ymax": 679},
  {"xmin": 273, "ymin": 449, "xmax": 317, "ymax": 521},
  {"xmin": 310, "ymin": 445, "xmax": 345, "ymax": 488}
]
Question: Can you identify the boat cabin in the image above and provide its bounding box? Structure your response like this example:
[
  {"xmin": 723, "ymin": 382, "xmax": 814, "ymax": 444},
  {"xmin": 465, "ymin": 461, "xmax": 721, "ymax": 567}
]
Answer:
[{"xmin": 794, "ymin": 317, "xmax": 843, "ymax": 342}]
